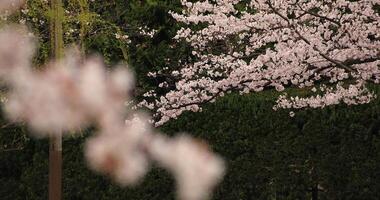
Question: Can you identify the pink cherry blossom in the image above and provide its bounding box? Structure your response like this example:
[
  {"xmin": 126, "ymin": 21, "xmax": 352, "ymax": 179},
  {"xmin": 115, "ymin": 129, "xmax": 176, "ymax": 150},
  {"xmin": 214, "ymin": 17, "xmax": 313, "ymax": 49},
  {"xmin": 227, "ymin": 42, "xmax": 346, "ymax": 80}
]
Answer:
[{"xmin": 141, "ymin": 0, "xmax": 380, "ymax": 126}]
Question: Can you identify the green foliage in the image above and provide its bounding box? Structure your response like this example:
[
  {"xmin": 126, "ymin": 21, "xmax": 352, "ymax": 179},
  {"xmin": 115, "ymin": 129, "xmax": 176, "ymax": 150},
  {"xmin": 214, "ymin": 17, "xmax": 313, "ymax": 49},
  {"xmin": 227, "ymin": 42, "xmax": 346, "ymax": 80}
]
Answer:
[
  {"xmin": 0, "ymin": 118, "xmax": 48, "ymax": 200},
  {"xmin": 2, "ymin": 89, "xmax": 380, "ymax": 199},
  {"xmin": 159, "ymin": 88, "xmax": 380, "ymax": 200},
  {"xmin": 116, "ymin": 0, "xmax": 191, "ymax": 95}
]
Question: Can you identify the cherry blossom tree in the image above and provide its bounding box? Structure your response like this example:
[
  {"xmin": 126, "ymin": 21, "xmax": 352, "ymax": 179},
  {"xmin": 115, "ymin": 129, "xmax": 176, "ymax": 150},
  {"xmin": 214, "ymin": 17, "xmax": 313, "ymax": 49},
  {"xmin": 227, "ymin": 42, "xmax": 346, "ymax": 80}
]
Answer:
[
  {"xmin": 139, "ymin": 0, "xmax": 380, "ymax": 126},
  {"xmin": 0, "ymin": 1, "xmax": 225, "ymax": 200}
]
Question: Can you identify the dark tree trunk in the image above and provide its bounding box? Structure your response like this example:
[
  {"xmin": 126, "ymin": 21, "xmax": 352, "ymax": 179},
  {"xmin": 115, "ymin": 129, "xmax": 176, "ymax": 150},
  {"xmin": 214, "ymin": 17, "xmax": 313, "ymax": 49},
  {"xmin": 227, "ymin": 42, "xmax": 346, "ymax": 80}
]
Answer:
[{"xmin": 49, "ymin": 136, "xmax": 62, "ymax": 200}]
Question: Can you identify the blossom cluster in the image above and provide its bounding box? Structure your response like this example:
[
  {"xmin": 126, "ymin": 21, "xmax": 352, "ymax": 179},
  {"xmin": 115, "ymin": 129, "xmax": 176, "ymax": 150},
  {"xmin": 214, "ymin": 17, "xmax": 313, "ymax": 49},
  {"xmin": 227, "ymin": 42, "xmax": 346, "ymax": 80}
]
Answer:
[
  {"xmin": 140, "ymin": 0, "xmax": 380, "ymax": 126},
  {"xmin": 115, "ymin": 33, "xmax": 131, "ymax": 44},
  {"xmin": 0, "ymin": 0, "xmax": 24, "ymax": 12},
  {"xmin": 138, "ymin": 25, "xmax": 157, "ymax": 38},
  {"xmin": 273, "ymin": 81, "xmax": 375, "ymax": 115},
  {"xmin": 0, "ymin": 0, "xmax": 25, "ymax": 21},
  {"xmin": 0, "ymin": 1, "xmax": 224, "ymax": 199}
]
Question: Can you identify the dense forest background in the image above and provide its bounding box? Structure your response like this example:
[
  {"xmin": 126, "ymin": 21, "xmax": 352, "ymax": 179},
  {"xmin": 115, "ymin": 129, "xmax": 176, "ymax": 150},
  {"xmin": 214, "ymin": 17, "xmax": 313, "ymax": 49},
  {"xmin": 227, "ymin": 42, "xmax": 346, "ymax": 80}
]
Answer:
[{"xmin": 1, "ymin": 0, "xmax": 380, "ymax": 199}]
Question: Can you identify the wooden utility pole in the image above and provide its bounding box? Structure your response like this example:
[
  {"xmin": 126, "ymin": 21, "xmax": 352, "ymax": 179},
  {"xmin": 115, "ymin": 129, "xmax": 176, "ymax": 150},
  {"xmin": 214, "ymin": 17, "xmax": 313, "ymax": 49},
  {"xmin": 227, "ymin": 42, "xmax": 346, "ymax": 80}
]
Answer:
[{"xmin": 49, "ymin": 0, "xmax": 63, "ymax": 200}]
